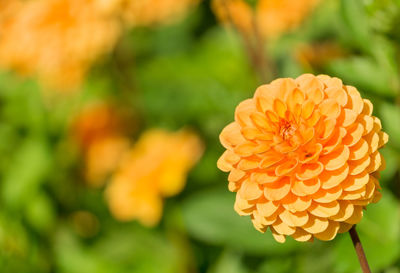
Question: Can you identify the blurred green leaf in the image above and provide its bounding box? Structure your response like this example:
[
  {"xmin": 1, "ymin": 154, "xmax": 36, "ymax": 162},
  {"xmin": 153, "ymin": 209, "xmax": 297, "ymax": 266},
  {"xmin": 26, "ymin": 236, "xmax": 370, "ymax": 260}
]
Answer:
[
  {"xmin": 207, "ymin": 250, "xmax": 249, "ymax": 273},
  {"xmin": 55, "ymin": 224, "xmax": 189, "ymax": 273},
  {"xmin": 257, "ymin": 257, "xmax": 293, "ymax": 273},
  {"xmin": 136, "ymin": 29, "xmax": 256, "ymax": 136},
  {"xmin": 340, "ymin": 0, "xmax": 371, "ymax": 52},
  {"xmin": 333, "ymin": 192, "xmax": 400, "ymax": 273},
  {"xmin": 1, "ymin": 139, "xmax": 51, "ymax": 210},
  {"xmin": 380, "ymin": 102, "xmax": 400, "ymax": 150},
  {"xmin": 328, "ymin": 57, "xmax": 398, "ymax": 97},
  {"xmin": 379, "ymin": 146, "xmax": 400, "ymax": 186},
  {"xmin": 182, "ymin": 188, "xmax": 302, "ymax": 255},
  {"xmin": 25, "ymin": 193, "xmax": 56, "ymax": 233}
]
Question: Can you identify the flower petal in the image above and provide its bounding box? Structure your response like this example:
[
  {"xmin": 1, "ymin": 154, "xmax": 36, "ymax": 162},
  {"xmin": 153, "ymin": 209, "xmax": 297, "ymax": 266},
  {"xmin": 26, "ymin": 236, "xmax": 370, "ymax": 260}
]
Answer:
[
  {"xmin": 359, "ymin": 115, "xmax": 374, "ymax": 135},
  {"xmin": 364, "ymin": 131, "xmax": 379, "ymax": 154},
  {"xmin": 320, "ymin": 163, "xmax": 349, "ymax": 189},
  {"xmin": 367, "ymin": 151, "xmax": 382, "ymax": 173},
  {"xmin": 286, "ymin": 88, "xmax": 305, "ymax": 113},
  {"xmin": 319, "ymin": 99, "xmax": 340, "ymax": 119},
  {"xmin": 339, "ymin": 109, "xmax": 358, "ymax": 127},
  {"xmin": 343, "ymin": 123, "xmax": 363, "ymax": 147},
  {"xmin": 349, "ymin": 154, "xmax": 370, "ymax": 175},
  {"xmin": 251, "ymin": 171, "xmax": 279, "ymax": 184},
  {"xmin": 325, "ymin": 87, "xmax": 348, "ymax": 106},
  {"xmin": 345, "ymin": 85, "xmax": 363, "ymax": 115},
  {"xmin": 282, "ymin": 195, "xmax": 312, "ymax": 212},
  {"xmin": 259, "ymin": 151, "xmax": 285, "ymax": 168},
  {"xmin": 274, "ymin": 99, "xmax": 287, "ymax": 118},
  {"xmin": 361, "ymin": 99, "xmax": 373, "ymax": 115},
  {"xmin": 256, "ymin": 200, "xmax": 280, "ymax": 217},
  {"xmin": 238, "ymin": 179, "xmax": 263, "ymax": 200},
  {"xmin": 302, "ymin": 215, "xmax": 329, "ymax": 234},
  {"xmin": 301, "ymin": 99, "xmax": 315, "ymax": 120},
  {"xmin": 312, "ymin": 185, "xmax": 342, "ymax": 203},
  {"xmin": 308, "ymin": 201, "xmax": 340, "ymax": 218},
  {"xmin": 295, "ymin": 162, "xmax": 324, "ymax": 180},
  {"xmin": 342, "ymin": 172, "xmax": 370, "ymax": 191},
  {"xmin": 329, "ymin": 201, "xmax": 354, "ymax": 222},
  {"xmin": 234, "ymin": 195, "xmax": 254, "ymax": 216},
  {"xmin": 314, "ymin": 221, "xmax": 339, "ymax": 241},
  {"xmin": 264, "ymin": 177, "xmax": 291, "ymax": 201},
  {"xmin": 292, "ymin": 228, "xmax": 313, "ymax": 242},
  {"xmin": 291, "ymin": 178, "xmax": 321, "ymax": 196},
  {"xmin": 250, "ymin": 112, "xmax": 271, "ymax": 130},
  {"xmin": 320, "ymin": 145, "xmax": 350, "ymax": 171},
  {"xmin": 220, "ymin": 122, "xmax": 245, "ymax": 149},
  {"xmin": 235, "ymin": 99, "xmax": 257, "ymax": 126},
  {"xmin": 279, "ymin": 210, "xmax": 309, "ymax": 227},
  {"xmin": 237, "ymin": 158, "xmax": 259, "ymax": 170},
  {"xmin": 270, "ymin": 227, "xmax": 286, "ymax": 243},
  {"xmin": 344, "ymin": 205, "xmax": 363, "ymax": 224},
  {"xmin": 321, "ymin": 128, "xmax": 346, "ymax": 155},
  {"xmin": 272, "ymin": 219, "xmax": 296, "ymax": 235},
  {"xmin": 349, "ymin": 139, "xmax": 368, "ymax": 160},
  {"xmin": 228, "ymin": 168, "xmax": 246, "ymax": 182},
  {"xmin": 275, "ymin": 159, "xmax": 298, "ymax": 176}
]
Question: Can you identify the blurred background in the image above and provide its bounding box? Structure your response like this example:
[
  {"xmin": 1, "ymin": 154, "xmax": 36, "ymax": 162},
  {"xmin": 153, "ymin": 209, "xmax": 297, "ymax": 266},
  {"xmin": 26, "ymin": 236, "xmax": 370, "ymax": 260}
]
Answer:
[{"xmin": 0, "ymin": 0, "xmax": 399, "ymax": 272}]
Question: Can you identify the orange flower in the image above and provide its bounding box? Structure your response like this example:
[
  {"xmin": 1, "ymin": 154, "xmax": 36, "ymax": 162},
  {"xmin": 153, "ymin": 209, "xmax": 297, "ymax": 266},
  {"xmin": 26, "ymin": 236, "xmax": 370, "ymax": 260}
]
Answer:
[
  {"xmin": 72, "ymin": 102, "xmax": 132, "ymax": 186},
  {"xmin": 0, "ymin": 0, "xmax": 121, "ymax": 89},
  {"xmin": 0, "ymin": 0, "xmax": 20, "ymax": 23},
  {"xmin": 106, "ymin": 129, "xmax": 203, "ymax": 226},
  {"xmin": 256, "ymin": 0, "xmax": 319, "ymax": 38},
  {"xmin": 212, "ymin": 0, "xmax": 254, "ymax": 35},
  {"xmin": 217, "ymin": 74, "xmax": 388, "ymax": 243},
  {"xmin": 121, "ymin": 0, "xmax": 199, "ymax": 27},
  {"xmin": 295, "ymin": 42, "xmax": 347, "ymax": 71},
  {"xmin": 212, "ymin": 0, "xmax": 319, "ymax": 39}
]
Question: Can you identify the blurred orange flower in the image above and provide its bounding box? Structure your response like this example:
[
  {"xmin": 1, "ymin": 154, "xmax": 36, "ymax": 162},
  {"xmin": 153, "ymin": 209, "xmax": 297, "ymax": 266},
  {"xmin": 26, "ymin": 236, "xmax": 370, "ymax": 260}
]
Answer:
[
  {"xmin": 212, "ymin": 0, "xmax": 254, "ymax": 35},
  {"xmin": 295, "ymin": 42, "xmax": 347, "ymax": 71},
  {"xmin": 122, "ymin": 0, "xmax": 199, "ymax": 27},
  {"xmin": 0, "ymin": 0, "xmax": 20, "ymax": 22},
  {"xmin": 106, "ymin": 129, "xmax": 204, "ymax": 226},
  {"xmin": 0, "ymin": 0, "xmax": 121, "ymax": 89},
  {"xmin": 218, "ymin": 74, "xmax": 388, "ymax": 243},
  {"xmin": 256, "ymin": 0, "xmax": 319, "ymax": 39},
  {"xmin": 72, "ymin": 102, "xmax": 131, "ymax": 186},
  {"xmin": 212, "ymin": 0, "xmax": 319, "ymax": 39}
]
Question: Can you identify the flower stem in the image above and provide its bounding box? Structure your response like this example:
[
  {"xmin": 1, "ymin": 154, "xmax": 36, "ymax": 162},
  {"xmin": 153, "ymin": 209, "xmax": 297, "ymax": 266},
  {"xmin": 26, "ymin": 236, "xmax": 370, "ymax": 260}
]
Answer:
[
  {"xmin": 221, "ymin": 0, "xmax": 271, "ymax": 83},
  {"xmin": 349, "ymin": 225, "xmax": 371, "ymax": 273}
]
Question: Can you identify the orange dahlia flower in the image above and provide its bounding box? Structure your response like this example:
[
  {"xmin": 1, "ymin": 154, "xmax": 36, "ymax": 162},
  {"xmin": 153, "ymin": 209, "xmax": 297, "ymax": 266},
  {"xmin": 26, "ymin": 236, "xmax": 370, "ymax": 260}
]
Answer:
[
  {"xmin": 72, "ymin": 102, "xmax": 132, "ymax": 186},
  {"xmin": 0, "ymin": 0, "xmax": 121, "ymax": 89},
  {"xmin": 121, "ymin": 0, "xmax": 199, "ymax": 27},
  {"xmin": 212, "ymin": 0, "xmax": 254, "ymax": 35},
  {"xmin": 217, "ymin": 74, "xmax": 388, "ymax": 243},
  {"xmin": 106, "ymin": 129, "xmax": 203, "ymax": 226},
  {"xmin": 212, "ymin": 0, "xmax": 319, "ymax": 39},
  {"xmin": 256, "ymin": 0, "xmax": 319, "ymax": 39}
]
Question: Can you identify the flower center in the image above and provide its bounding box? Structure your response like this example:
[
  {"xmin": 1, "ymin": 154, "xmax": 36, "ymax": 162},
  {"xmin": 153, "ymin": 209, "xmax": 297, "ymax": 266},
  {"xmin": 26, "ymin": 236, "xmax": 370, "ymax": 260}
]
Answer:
[{"xmin": 279, "ymin": 120, "xmax": 297, "ymax": 140}]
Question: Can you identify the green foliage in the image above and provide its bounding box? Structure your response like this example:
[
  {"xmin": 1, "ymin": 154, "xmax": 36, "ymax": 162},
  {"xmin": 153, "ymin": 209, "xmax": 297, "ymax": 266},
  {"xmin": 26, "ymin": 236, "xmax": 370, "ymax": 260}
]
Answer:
[
  {"xmin": 0, "ymin": 1, "xmax": 400, "ymax": 273},
  {"xmin": 182, "ymin": 188, "xmax": 301, "ymax": 255}
]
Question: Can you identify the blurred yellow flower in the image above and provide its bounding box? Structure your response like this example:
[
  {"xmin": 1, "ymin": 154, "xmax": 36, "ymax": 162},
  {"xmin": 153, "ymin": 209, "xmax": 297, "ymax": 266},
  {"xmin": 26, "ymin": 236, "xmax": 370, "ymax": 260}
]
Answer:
[
  {"xmin": 212, "ymin": 0, "xmax": 319, "ymax": 39},
  {"xmin": 256, "ymin": 0, "xmax": 319, "ymax": 39},
  {"xmin": 121, "ymin": 0, "xmax": 199, "ymax": 27},
  {"xmin": 106, "ymin": 129, "xmax": 204, "ymax": 226},
  {"xmin": 218, "ymin": 74, "xmax": 388, "ymax": 243},
  {"xmin": 72, "ymin": 102, "xmax": 132, "ymax": 186},
  {"xmin": 0, "ymin": 0, "xmax": 121, "ymax": 89},
  {"xmin": 0, "ymin": 0, "xmax": 20, "ymax": 22},
  {"xmin": 212, "ymin": 0, "xmax": 254, "ymax": 35}
]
